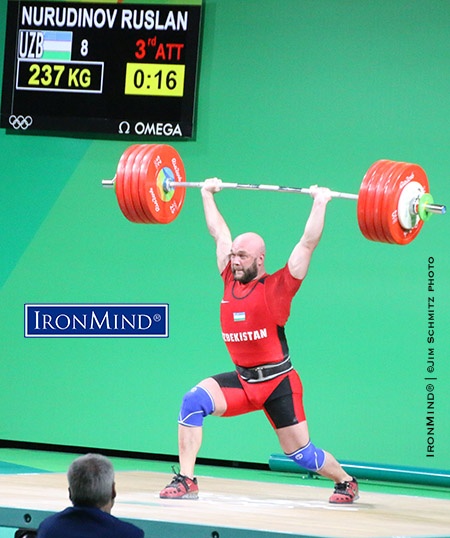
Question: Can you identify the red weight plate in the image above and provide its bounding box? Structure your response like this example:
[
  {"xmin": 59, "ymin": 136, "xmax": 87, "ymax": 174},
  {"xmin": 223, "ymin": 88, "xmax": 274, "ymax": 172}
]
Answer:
[
  {"xmin": 379, "ymin": 162, "xmax": 406, "ymax": 244},
  {"xmin": 357, "ymin": 160, "xmax": 390, "ymax": 242},
  {"xmin": 140, "ymin": 144, "xmax": 186, "ymax": 224},
  {"xmin": 358, "ymin": 160, "xmax": 390, "ymax": 241},
  {"xmin": 369, "ymin": 162, "xmax": 388, "ymax": 243},
  {"xmin": 123, "ymin": 145, "xmax": 149, "ymax": 223},
  {"xmin": 363, "ymin": 167, "xmax": 380, "ymax": 241},
  {"xmin": 131, "ymin": 145, "xmax": 159, "ymax": 223},
  {"xmin": 381, "ymin": 162, "xmax": 429, "ymax": 245},
  {"xmin": 115, "ymin": 144, "xmax": 141, "ymax": 222},
  {"xmin": 372, "ymin": 160, "xmax": 402, "ymax": 244},
  {"xmin": 136, "ymin": 145, "xmax": 162, "ymax": 224},
  {"xmin": 357, "ymin": 162, "xmax": 376, "ymax": 240},
  {"xmin": 365, "ymin": 160, "xmax": 394, "ymax": 243}
]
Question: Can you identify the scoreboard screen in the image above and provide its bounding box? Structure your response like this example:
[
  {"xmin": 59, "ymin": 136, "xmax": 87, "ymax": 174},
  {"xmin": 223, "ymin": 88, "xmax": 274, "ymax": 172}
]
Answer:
[{"xmin": 1, "ymin": 0, "xmax": 202, "ymax": 139}]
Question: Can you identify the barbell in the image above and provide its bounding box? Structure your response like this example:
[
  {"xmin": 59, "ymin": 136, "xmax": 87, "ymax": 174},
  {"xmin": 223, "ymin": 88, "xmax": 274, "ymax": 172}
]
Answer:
[{"xmin": 102, "ymin": 143, "xmax": 446, "ymax": 245}]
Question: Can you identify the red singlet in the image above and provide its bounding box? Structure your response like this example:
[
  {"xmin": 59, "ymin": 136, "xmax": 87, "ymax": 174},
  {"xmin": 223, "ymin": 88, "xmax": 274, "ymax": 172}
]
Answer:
[{"xmin": 220, "ymin": 262, "xmax": 302, "ymax": 368}]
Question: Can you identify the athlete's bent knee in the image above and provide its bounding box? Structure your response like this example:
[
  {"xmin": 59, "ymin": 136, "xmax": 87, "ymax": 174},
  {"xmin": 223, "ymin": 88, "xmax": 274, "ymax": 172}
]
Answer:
[
  {"xmin": 286, "ymin": 441, "xmax": 326, "ymax": 472},
  {"xmin": 178, "ymin": 385, "xmax": 215, "ymax": 427}
]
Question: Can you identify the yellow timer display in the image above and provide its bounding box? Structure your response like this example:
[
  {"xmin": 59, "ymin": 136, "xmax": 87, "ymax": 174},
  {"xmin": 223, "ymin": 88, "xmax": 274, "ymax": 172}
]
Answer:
[{"xmin": 125, "ymin": 63, "xmax": 185, "ymax": 97}]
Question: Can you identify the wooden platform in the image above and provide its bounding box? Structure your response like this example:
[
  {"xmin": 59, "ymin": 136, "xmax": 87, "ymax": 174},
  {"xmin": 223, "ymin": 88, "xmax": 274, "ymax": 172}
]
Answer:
[{"xmin": 0, "ymin": 470, "xmax": 449, "ymax": 537}]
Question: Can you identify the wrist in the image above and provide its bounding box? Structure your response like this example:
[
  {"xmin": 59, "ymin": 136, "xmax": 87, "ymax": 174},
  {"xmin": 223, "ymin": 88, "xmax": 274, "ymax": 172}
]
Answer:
[{"xmin": 201, "ymin": 188, "xmax": 214, "ymax": 198}]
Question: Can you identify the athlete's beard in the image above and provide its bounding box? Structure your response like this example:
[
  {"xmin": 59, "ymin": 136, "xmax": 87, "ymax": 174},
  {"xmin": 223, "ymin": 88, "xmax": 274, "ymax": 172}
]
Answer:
[{"xmin": 232, "ymin": 259, "xmax": 258, "ymax": 284}]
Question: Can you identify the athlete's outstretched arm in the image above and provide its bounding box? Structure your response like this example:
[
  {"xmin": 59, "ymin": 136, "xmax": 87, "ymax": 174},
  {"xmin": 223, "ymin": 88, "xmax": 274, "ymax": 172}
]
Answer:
[
  {"xmin": 201, "ymin": 178, "xmax": 233, "ymax": 273},
  {"xmin": 288, "ymin": 186, "xmax": 332, "ymax": 280}
]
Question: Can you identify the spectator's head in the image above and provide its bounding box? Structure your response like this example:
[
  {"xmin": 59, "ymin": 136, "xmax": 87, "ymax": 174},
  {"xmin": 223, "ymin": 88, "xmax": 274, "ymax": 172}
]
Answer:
[{"xmin": 67, "ymin": 453, "xmax": 116, "ymax": 512}]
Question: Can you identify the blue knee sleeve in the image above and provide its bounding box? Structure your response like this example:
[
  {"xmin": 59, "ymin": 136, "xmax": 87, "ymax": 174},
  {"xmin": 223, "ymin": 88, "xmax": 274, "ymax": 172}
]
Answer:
[
  {"xmin": 178, "ymin": 386, "xmax": 215, "ymax": 427},
  {"xmin": 286, "ymin": 441, "xmax": 326, "ymax": 472}
]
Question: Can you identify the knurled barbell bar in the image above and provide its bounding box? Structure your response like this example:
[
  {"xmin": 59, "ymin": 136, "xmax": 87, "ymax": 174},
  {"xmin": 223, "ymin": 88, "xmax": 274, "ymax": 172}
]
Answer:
[{"xmin": 102, "ymin": 143, "xmax": 446, "ymax": 245}]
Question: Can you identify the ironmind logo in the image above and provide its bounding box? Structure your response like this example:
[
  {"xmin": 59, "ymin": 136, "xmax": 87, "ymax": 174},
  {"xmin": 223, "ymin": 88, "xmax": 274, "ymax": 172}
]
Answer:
[{"xmin": 25, "ymin": 304, "xmax": 168, "ymax": 338}]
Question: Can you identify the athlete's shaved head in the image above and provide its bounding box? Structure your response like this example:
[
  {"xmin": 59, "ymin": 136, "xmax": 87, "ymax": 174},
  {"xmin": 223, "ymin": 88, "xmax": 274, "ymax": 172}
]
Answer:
[
  {"xmin": 230, "ymin": 232, "xmax": 266, "ymax": 283},
  {"xmin": 232, "ymin": 232, "xmax": 266, "ymax": 258}
]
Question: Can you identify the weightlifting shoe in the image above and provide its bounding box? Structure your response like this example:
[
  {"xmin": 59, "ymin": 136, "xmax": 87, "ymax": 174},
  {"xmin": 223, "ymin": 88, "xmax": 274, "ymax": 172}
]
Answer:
[
  {"xmin": 329, "ymin": 477, "xmax": 359, "ymax": 504},
  {"xmin": 159, "ymin": 472, "xmax": 199, "ymax": 499}
]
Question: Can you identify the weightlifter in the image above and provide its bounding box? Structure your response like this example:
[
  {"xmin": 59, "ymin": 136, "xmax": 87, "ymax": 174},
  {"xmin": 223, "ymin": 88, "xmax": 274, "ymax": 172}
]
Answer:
[{"xmin": 159, "ymin": 178, "xmax": 359, "ymax": 504}]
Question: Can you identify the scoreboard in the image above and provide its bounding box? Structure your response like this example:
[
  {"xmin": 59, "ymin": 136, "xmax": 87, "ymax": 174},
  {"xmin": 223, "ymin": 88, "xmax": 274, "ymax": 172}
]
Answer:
[{"xmin": 1, "ymin": 1, "xmax": 202, "ymax": 139}]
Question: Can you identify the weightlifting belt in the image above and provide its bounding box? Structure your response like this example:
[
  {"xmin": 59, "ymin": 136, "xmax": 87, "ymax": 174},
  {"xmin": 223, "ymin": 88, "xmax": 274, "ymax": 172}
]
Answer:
[{"xmin": 236, "ymin": 357, "xmax": 292, "ymax": 383}]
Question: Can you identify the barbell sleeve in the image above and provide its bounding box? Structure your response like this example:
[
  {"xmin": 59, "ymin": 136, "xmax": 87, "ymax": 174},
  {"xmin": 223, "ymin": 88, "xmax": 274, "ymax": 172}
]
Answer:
[{"xmin": 423, "ymin": 203, "xmax": 447, "ymax": 215}]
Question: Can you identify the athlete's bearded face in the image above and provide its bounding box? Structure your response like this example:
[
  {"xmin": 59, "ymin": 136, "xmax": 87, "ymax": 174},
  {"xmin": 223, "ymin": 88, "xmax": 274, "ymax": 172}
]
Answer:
[
  {"xmin": 230, "ymin": 232, "xmax": 266, "ymax": 283},
  {"xmin": 231, "ymin": 256, "xmax": 258, "ymax": 283}
]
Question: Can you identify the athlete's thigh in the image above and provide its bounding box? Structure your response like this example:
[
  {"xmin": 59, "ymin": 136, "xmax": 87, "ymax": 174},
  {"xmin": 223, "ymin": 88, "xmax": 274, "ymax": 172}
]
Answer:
[
  {"xmin": 209, "ymin": 371, "xmax": 258, "ymax": 417},
  {"xmin": 197, "ymin": 377, "xmax": 228, "ymax": 416},
  {"xmin": 263, "ymin": 370, "xmax": 306, "ymax": 429}
]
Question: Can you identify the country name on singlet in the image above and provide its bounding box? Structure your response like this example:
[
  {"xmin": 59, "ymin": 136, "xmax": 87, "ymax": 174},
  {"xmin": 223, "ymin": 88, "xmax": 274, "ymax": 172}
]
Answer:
[{"xmin": 222, "ymin": 328, "xmax": 268, "ymax": 343}]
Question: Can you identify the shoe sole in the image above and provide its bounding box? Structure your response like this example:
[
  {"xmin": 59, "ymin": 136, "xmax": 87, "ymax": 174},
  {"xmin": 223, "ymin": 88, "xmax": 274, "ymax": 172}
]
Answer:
[
  {"xmin": 329, "ymin": 494, "xmax": 359, "ymax": 504},
  {"xmin": 160, "ymin": 492, "xmax": 199, "ymax": 500}
]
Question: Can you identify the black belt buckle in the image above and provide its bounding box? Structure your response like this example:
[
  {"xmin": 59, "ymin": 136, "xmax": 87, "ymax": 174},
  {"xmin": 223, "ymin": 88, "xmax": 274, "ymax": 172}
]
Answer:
[{"xmin": 253, "ymin": 366, "xmax": 265, "ymax": 381}]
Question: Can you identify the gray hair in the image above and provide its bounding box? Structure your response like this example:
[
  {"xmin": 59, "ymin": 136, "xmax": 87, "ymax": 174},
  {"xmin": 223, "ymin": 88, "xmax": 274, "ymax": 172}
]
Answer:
[{"xmin": 68, "ymin": 453, "xmax": 114, "ymax": 507}]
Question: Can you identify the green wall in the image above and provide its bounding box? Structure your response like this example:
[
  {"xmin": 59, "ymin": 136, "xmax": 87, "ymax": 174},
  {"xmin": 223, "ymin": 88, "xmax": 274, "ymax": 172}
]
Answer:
[{"xmin": 1, "ymin": 0, "xmax": 449, "ymax": 472}]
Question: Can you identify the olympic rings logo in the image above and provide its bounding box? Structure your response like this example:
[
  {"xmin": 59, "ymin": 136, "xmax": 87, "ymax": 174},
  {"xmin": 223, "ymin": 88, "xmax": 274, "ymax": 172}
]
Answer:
[{"xmin": 9, "ymin": 115, "xmax": 33, "ymax": 130}]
